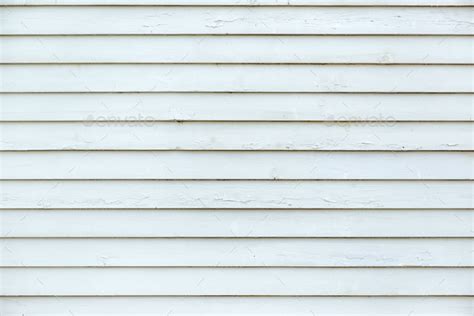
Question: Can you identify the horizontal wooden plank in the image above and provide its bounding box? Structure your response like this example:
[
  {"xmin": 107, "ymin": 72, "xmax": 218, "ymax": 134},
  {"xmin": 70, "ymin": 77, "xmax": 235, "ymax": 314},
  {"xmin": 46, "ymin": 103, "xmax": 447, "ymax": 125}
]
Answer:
[
  {"xmin": 2, "ymin": 210, "xmax": 472, "ymax": 237},
  {"xmin": 1, "ymin": 238, "xmax": 472, "ymax": 267},
  {"xmin": 1, "ymin": 93, "xmax": 472, "ymax": 122},
  {"xmin": 2, "ymin": 267, "xmax": 472, "ymax": 295},
  {"xmin": 2, "ymin": 297, "xmax": 473, "ymax": 316},
  {"xmin": 1, "ymin": 65, "xmax": 472, "ymax": 92},
  {"xmin": 0, "ymin": 181, "xmax": 471, "ymax": 209},
  {"xmin": 0, "ymin": 122, "xmax": 471, "ymax": 151},
  {"xmin": 1, "ymin": 7, "xmax": 472, "ymax": 35},
  {"xmin": 3, "ymin": 1, "xmax": 474, "ymax": 6},
  {"xmin": 2, "ymin": 36, "xmax": 472, "ymax": 64},
  {"xmin": 1, "ymin": 152, "xmax": 471, "ymax": 180}
]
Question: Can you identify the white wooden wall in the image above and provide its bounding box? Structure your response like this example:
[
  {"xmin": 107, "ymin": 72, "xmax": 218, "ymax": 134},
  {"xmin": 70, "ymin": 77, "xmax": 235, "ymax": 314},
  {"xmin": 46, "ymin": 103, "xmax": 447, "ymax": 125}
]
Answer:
[{"xmin": 0, "ymin": 1, "xmax": 473, "ymax": 315}]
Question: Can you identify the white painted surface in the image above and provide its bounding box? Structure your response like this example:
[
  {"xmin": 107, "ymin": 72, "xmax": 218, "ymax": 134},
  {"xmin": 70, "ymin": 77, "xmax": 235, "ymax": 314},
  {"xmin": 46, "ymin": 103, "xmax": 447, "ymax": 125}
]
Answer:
[
  {"xmin": 1, "ymin": 238, "xmax": 472, "ymax": 267},
  {"xmin": 1, "ymin": 180, "xmax": 472, "ymax": 209},
  {"xmin": 2, "ymin": 36, "xmax": 472, "ymax": 64},
  {"xmin": 2, "ymin": 7, "xmax": 473, "ymax": 35},
  {"xmin": 1, "ymin": 122, "xmax": 472, "ymax": 150},
  {"xmin": 2, "ymin": 268, "xmax": 472, "ymax": 295},
  {"xmin": 1, "ymin": 93, "xmax": 472, "ymax": 121},
  {"xmin": 2, "ymin": 151, "xmax": 472, "ymax": 179},
  {"xmin": 0, "ymin": 1, "xmax": 472, "ymax": 315},
  {"xmin": 3, "ymin": 0, "xmax": 474, "ymax": 5},
  {"xmin": 1, "ymin": 210, "xmax": 472, "ymax": 237},
  {"xmin": 1, "ymin": 297, "xmax": 473, "ymax": 316},
  {"xmin": 2, "ymin": 65, "xmax": 473, "ymax": 92}
]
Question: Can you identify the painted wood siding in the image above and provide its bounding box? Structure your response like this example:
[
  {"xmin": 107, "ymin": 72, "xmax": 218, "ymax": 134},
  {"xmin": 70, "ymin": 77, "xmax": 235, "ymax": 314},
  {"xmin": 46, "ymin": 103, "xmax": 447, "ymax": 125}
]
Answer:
[{"xmin": 0, "ymin": 1, "xmax": 472, "ymax": 315}]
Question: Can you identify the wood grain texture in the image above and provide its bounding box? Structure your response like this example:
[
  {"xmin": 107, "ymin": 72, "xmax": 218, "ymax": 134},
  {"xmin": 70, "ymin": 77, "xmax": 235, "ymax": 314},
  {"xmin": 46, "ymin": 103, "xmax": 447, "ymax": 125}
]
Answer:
[
  {"xmin": 1, "ymin": 93, "xmax": 473, "ymax": 121},
  {"xmin": 1, "ymin": 209, "xmax": 472, "ymax": 237},
  {"xmin": 1, "ymin": 238, "xmax": 472, "ymax": 267},
  {"xmin": 1, "ymin": 122, "xmax": 471, "ymax": 150},
  {"xmin": 1, "ymin": 180, "xmax": 471, "ymax": 209},
  {"xmin": 2, "ymin": 65, "xmax": 472, "ymax": 92},
  {"xmin": 2, "ymin": 7, "xmax": 473, "ymax": 35},
  {"xmin": 1, "ymin": 151, "xmax": 472, "ymax": 179},
  {"xmin": 2, "ymin": 36, "xmax": 472, "ymax": 64},
  {"xmin": 2, "ymin": 267, "xmax": 472, "ymax": 295}
]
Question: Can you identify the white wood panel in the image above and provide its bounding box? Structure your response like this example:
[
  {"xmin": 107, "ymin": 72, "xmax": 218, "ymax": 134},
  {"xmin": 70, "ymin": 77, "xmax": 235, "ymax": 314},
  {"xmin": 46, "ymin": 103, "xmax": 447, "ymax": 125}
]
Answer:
[
  {"xmin": 1, "ymin": 122, "xmax": 471, "ymax": 151},
  {"xmin": 0, "ymin": 93, "xmax": 472, "ymax": 122},
  {"xmin": 2, "ymin": 93, "xmax": 472, "ymax": 122},
  {"xmin": 0, "ymin": 181, "xmax": 471, "ymax": 209},
  {"xmin": 2, "ymin": 36, "xmax": 472, "ymax": 64},
  {"xmin": 2, "ymin": 65, "xmax": 472, "ymax": 92},
  {"xmin": 1, "ymin": 238, "xmax": 471, "ymax": 267},
  {"xmin": 1, "ymin": 210, "xmax": 472, "ymax": 237},
  {"xmin": 3, "ymin": 0, "xmax": 474, "ymax": 6},
  {"xmin": 1, "ymin": 297, "xmax": 473, "ymax": 316},
  {"xmin": 1, "ymin": 267, "xmax": 472, "ymax": 295},
  {"xmin": 0, "ymin": 1, "xmax": 472, "ymax": 307},
  {"xmin": 1, "ymin": 3, "xmax": 473, "ymax": 305},
  {"xmin": 1, "ymin": 7, "xmax": 472, "ymax": 35},
  {"xmin": 1, "ymin": 152, "xmax": 471, "ymax": 180}
]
